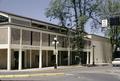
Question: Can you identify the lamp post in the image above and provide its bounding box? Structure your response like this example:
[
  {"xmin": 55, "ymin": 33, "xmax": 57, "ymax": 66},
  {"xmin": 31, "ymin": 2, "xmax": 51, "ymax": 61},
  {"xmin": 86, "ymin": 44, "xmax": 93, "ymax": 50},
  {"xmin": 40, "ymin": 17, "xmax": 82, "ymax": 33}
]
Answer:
[{"xmin": 52, "ymin": 37, "xmax": 59, "ymax": 69}]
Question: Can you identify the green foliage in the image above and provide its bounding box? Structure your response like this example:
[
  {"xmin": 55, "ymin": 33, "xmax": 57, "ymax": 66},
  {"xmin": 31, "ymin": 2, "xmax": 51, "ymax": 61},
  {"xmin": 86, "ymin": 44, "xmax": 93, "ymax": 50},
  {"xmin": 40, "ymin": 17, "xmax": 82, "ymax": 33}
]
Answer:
[
  {"xmin": 45, "ymin": 0, "xmax": 120, "ymax": 57},
  {"xmin": 45, "ymin": 0, "xmax": 70, "ymax": 26},
  {"xmin": 97, "ymin": 0, "xmax": 120, "ymax": 39},
  {"xmin": 97, "ymin": 0, "xmax": 120, "ymax": 18},
  {"xmin": 45, "ymin": 0, "xmax": 101, "ymax": 52}
]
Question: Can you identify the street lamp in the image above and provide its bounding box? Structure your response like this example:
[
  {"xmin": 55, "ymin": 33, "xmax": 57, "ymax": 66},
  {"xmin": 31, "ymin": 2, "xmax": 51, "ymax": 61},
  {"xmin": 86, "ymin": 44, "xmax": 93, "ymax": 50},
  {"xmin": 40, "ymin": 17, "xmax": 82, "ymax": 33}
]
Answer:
[{"xmin": 52, "ymin": 37, "xmax": 59, "ymax": 69}]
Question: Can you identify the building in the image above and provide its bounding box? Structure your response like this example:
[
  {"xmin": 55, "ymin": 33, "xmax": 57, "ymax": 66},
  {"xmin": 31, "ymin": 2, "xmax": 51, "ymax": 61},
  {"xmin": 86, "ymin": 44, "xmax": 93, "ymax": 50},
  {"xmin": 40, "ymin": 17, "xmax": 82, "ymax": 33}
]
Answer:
[
  {"xmin": 85, "ymin": 35, "xmax": 112, "ymax": 65},
  {"xmin": 0, "ymin": 11, "xmax": 112, "ymax": 70}
]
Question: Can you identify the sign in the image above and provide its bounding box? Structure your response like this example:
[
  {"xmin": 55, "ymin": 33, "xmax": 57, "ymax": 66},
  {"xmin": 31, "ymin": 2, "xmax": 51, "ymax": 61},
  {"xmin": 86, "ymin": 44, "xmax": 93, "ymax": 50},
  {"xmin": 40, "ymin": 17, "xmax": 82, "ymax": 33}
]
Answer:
[{"xmin": 102, "ymin": 19, "xmax": 108, "ymax": 27}]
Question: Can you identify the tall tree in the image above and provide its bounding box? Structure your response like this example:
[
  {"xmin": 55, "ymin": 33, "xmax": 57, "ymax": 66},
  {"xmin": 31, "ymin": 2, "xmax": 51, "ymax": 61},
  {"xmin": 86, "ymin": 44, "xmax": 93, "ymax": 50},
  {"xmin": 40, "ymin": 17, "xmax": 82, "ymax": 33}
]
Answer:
[
  {"xmin": 45, "ymin": 0, "xmax": 101, "ymax": 61},
  {"xmin": 45, "ymin": 0, "xmax": 70, "ymax": 27}
]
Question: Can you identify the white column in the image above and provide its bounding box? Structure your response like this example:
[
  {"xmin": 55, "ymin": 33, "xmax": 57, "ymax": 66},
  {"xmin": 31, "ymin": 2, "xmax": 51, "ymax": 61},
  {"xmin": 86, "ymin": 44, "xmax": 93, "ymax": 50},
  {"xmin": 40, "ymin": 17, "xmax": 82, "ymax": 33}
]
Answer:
[
  {"xmin": 87, "ymin": 51, "xmax": 89, "ymax": 65},
  {"xmin": 56, "ymin": 35, "xmax": 58, "ymax": 67},
  {"xmin": 39, "ymin": 50, "xmax": 42, "ymax": 68},
  {"xmin": 7, "ymin": 48, "xmax": 11, "ymax": 70},
  {"xmin": 30, "ymin": 50, "xmax": 32, "ymax": 68},
  {"xmin": 7, "ymin": 27, "xmax": 11, "ymax": 70},
  {"xmin": 39, "ymin": 33, "xmax": 42, "ymax": 68},
  {"xmin": 68, "ymin": 50, "xmax": 70, "ymax": 66},
  {"xmin": 18, "ymin": 49, "xmax": 22, "ymax": 70},
  {"xmin": 18, "ymin": 29, "xmax": 22, "ymax": 70},
  {"xmin": 68, "ymin": 31, "xmax": 71, "ymax": 66},
  {"xmin": 90, "ymin": 49, "xmax": 93, "ymax": 64}
]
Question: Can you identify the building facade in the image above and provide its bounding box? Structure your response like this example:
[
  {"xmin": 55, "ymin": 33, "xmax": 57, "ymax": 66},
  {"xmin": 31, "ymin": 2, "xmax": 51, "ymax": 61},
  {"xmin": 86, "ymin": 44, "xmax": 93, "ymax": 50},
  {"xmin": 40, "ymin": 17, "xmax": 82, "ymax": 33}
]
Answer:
[{"xmin": 0, "ymin": 11, "xmax": 112, "ymax": 70}]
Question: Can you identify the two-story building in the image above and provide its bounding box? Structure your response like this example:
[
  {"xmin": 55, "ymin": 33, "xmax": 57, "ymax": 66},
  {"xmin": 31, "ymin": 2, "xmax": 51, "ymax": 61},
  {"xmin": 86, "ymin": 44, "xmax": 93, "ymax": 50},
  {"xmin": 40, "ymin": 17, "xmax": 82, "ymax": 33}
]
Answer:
[{"xmin": 0, "ymin": 11, "xmax": 112, "ymax": 70}]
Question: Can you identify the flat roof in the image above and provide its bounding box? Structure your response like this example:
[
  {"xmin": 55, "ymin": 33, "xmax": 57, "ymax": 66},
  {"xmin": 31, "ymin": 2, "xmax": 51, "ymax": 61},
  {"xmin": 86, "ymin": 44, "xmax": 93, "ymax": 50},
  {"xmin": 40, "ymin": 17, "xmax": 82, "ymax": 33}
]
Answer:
[{"xmin": 0, "ymin": 11, "xmax": 68, "ymax": 29}]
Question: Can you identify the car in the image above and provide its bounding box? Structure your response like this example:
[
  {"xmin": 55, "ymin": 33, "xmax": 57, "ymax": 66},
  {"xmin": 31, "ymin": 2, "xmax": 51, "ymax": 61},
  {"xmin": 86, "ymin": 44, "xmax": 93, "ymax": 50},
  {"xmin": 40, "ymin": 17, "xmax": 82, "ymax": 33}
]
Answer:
[{"xmin": 112, "ymin": 58, "xmax": 120, "ymax": 67}]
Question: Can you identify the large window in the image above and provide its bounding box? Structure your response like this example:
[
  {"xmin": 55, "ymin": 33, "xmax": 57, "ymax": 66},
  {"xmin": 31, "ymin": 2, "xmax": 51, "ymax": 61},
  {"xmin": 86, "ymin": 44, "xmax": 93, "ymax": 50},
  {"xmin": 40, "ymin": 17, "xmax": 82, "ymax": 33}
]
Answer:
[
  {"xmin": 0, "ymin": 28, "xmax": 8, "ymax": 44},
  {"xmin": 22, "ymin": 30, "xmax": 31, "ymax": 45},
  {"xmin": 11, "ymin": 29, "xmax": 40, "ymax": 46},
  {"xmin": 57, "ymin": 36, "xmax": 68, "ymax": 48},
  {"xmin": 42, "ymin": 33, "xmax": 56, "ymax": 46},
  {"xmin": 11, "ymin": 28, "xmax": 20, "ymax": 44},
  {"xmin": 31, "ymin": 32, "xmax": 40, "ymax": 46},
  {"xmin": 42, "ymin": 33, "xmax": 49, "ymax": 46}
]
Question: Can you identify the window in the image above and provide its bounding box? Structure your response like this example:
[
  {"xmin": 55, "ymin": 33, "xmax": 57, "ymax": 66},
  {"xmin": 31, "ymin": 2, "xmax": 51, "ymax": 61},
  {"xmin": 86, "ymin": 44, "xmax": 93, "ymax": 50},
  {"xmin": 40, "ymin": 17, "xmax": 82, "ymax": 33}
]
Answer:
[
  {"xmin": 11, "ymin": 28, "xmax": 20, "ymax": 44},
  {"xmin": 57, "ymin": 36, "xmax": 68, "ymax": 48},
  {"xmin": 31, "ymin": 31, "xmax": 40, "ymax": 46},
  {"xmin": 42, "ymin": 33, "xmax": 49, "ymax": 46},
  {"xmin": 22, "ymin": 30, "xmax": 31, "ymax": 45}
]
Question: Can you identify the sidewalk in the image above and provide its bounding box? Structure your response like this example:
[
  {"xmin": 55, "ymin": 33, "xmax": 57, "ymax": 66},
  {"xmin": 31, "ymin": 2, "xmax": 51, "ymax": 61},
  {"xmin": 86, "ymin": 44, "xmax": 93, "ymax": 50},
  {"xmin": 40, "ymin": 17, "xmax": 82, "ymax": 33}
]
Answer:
[
  {"xmin": 0, "ymin": 64, "xmax": 112, "ymax": 75},
  {"xmin": 0, "ymin": 65, "xmax": 82, "ymax": 74},
  {"xmin": 0, "ymin": 65, "xmax": 83, "ymax": 78},
  {"xmin": 1, "ymin": 65, "xmax": 119, "ymax": 78}
]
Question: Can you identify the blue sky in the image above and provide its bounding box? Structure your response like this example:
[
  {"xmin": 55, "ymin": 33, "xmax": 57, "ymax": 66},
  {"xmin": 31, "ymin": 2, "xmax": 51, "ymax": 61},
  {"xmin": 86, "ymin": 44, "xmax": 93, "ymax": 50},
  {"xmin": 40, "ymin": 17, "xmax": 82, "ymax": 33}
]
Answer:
[
  {"xmin": 0, "ymin": 0, "xmax": 51, "ymax": 22},
  {"xmin": 0, "ymin": 0, "xmax": 104, "ymax": 36}
]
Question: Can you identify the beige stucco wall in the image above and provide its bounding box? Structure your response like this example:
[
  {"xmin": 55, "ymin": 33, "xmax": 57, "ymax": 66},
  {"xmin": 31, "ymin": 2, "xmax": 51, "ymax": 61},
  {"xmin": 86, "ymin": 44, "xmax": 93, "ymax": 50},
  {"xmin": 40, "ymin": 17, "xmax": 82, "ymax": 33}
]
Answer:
[
  {"xmin": 90, "ymin": 35, "xmax": 112, "ymax": 64},
  {"xmin": 0, "ymin": 49, "xmax": 7, "ymax": 69}
]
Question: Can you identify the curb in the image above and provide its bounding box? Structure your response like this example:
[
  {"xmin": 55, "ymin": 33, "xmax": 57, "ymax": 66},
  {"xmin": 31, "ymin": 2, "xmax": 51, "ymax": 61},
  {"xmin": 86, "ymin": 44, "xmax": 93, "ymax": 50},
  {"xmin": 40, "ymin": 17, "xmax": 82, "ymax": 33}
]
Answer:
[{"xmin": 0, "ymin": 73, "xmax": 64, "ymax": 78}]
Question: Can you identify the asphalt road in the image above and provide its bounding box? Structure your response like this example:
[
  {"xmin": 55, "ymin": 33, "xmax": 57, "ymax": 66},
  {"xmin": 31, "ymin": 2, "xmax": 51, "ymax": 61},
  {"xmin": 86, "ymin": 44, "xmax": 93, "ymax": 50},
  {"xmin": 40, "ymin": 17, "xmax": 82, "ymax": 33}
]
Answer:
[{"xmin": 1, "ymin": 66, "xmax": 120, "ymax": 81}]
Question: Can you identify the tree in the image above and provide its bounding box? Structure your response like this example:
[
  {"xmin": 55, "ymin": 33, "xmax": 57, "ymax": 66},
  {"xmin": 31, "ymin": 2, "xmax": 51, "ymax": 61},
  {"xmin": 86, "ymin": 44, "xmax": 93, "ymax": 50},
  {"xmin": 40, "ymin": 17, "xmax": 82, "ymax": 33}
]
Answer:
[
  {"xmin": 45, "ymin": 0, "xmax": 102, "ymax": 64},
  {"xmin": 45, "ymin": 0, "xmax": 70, "ymax": 27}
]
